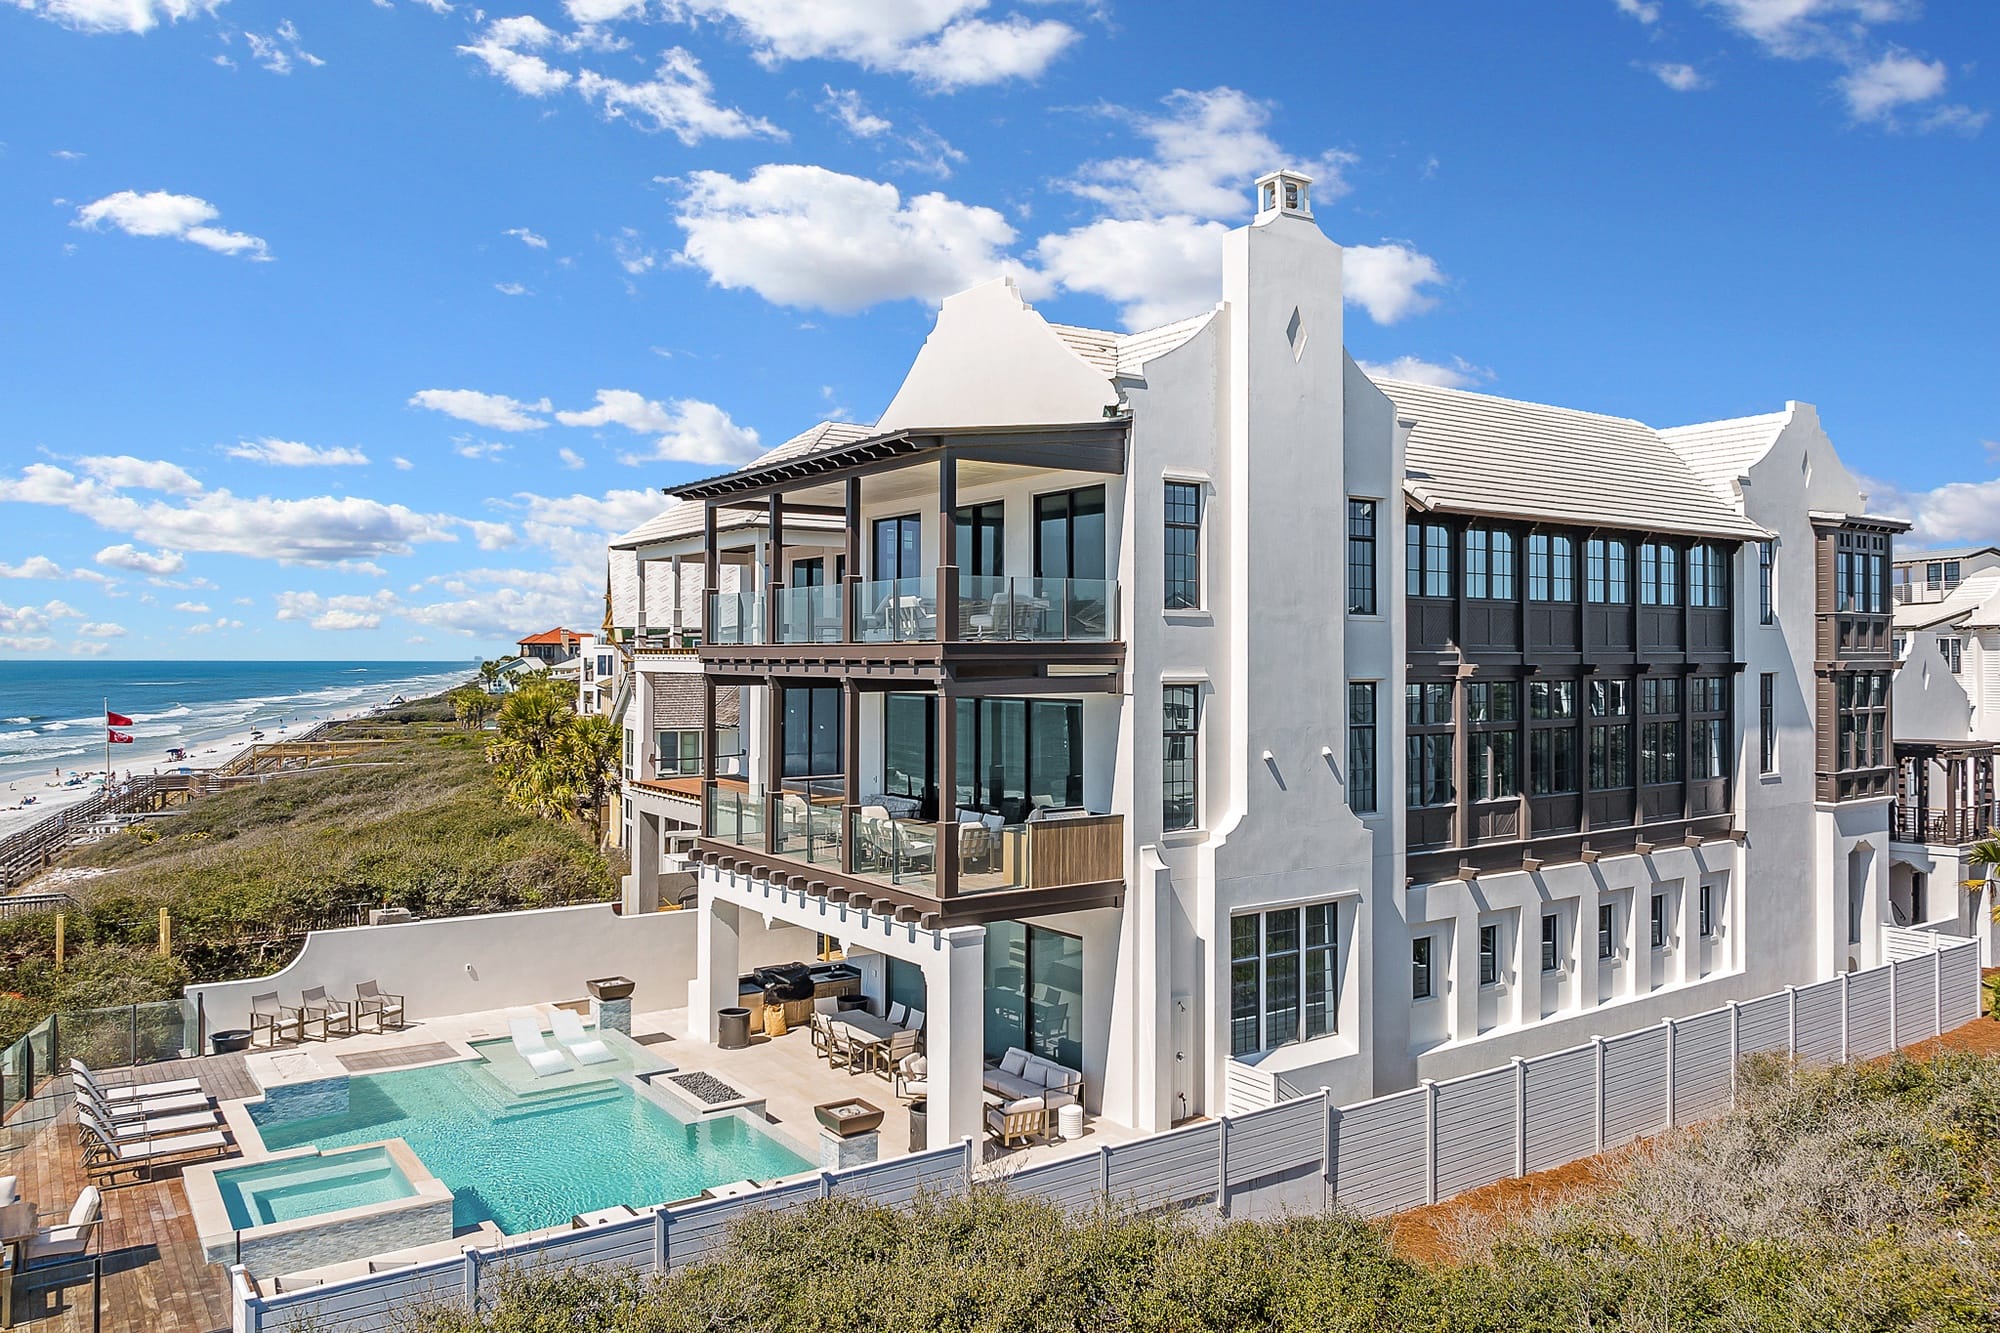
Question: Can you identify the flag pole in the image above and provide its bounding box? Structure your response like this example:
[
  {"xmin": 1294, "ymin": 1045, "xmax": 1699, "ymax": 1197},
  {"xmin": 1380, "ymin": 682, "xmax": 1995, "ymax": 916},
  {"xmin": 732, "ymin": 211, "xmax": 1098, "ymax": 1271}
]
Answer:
[{"xmin": 104, "ymin": 695, "xmax": 109, "ymax": 780}]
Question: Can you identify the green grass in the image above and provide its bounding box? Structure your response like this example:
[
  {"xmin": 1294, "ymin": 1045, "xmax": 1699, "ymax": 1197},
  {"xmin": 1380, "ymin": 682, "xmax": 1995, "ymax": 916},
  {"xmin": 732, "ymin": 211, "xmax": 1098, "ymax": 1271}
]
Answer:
[
  {"xmin": 406, "ymin": 1052, "xmax": 2000, "ymax": 1333},
  {"xmin": 0, "ymin": 716, "xmax": 617, "ymax": 1047}
]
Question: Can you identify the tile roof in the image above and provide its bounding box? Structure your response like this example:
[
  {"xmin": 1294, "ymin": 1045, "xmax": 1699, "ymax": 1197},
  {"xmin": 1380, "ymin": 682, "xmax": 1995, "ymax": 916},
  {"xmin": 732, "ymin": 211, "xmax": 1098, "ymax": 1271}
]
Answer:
[
  {"xmin": 1896, "ymin": 568, "xmax": 2000, "ymax": 631},
  {"xmin": 1376, "ymin": 379, "xmax": 1772, "ymax": 542},
  {"xmin": 650, "ymin": 673, "xmax": 738, "ymax": 730},
  {"xmin": 1894, "ymin": 544, "xmax": 2000, "ymax": 566},
  {"xmin": 1048, "ymin": 312, "xmax": 1216, "ymax": 380},
  {"xmin": 517, "ymin": 628, "xmax": 578, "ymax": 646},
  {"xmin": 1656, "ymin": 412, "xmax": 1790, "ymax": 504}
]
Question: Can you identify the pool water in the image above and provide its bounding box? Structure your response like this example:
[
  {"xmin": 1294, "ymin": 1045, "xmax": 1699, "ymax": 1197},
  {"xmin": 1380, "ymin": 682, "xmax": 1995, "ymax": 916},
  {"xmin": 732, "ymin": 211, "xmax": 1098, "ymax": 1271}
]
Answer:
[
  {"xmin": 247, "ymin": 1039, "xmax": 809, "ymax": 1233},
  {"xmin": 217, "ymin": 1146, "xmax": 416, "ymax": 1229}
]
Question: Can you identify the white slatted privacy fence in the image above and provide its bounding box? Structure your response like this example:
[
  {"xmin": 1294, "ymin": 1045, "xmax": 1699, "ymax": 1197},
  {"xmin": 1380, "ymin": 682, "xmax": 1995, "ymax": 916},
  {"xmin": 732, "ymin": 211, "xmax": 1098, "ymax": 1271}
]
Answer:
[{"xmin": 234, "ymin": 941, "xmax": 1983, "ymax": 1333}]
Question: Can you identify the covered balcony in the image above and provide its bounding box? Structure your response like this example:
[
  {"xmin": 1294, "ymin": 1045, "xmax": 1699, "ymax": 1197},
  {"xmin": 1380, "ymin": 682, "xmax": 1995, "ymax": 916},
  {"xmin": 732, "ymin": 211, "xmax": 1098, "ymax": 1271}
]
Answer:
[
  {"xmin": 672, "ymin": 422, "xmax": 1128, "ymax": 681},
  {"xmin": 1892, "ymin": 739, "xmax": 2000, "ymax": 846},
  {"xmin": 692, "ymin": 678, "xmax": 1125, "ymax": 928}
]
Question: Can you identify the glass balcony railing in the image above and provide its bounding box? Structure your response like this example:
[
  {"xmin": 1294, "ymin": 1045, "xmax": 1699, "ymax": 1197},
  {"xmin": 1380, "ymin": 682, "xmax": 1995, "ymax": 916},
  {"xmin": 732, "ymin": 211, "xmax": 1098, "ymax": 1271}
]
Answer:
[
  {"xmin": 773, "ymin": 781, "xmax": 845, "ymax": 866},
  {"xmin": 849, "ymin": 807, "xmax": 937, "ymax": 891},
  {"xmin": 773, "ymin": 584, "xmax": 847, "ymax": 645},
  {"xmin": 955, "ymin": 577, "xmax": 1117, "ymax": 642},
  {"xmin": 704, "ymin": 783, "xmax": 764, "ymax": 846},
  {"xmin": 707, "ymin": 591, "xmax": 762, "ymax": 646},
  {"xmin": 854, "ymin": 578, "xmax": 937, "ymax": 643}
]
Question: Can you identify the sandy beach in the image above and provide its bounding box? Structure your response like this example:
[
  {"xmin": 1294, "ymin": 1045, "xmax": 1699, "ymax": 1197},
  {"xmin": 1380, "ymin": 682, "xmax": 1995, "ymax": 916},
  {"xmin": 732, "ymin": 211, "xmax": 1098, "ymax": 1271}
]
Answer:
[{"xmin": 0, "ymin": 705, "xmax": 397, "ymax": 837}]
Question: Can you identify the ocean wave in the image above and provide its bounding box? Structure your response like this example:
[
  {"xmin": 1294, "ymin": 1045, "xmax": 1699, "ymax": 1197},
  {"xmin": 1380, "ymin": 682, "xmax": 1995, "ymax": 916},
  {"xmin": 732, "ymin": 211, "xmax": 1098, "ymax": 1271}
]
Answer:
[
  {"xmin": 0, "ymin": 730, "xmax": 35, "ymax": 741},
  {"xmin": 4, "ymin": 717, "xmax": 29, "ymax": 725},
  {"xmin": 131, "ymin": 705, "xmax": 193, "ymax": 722},
  {"xmin": 40, "ymin": 722, "xmax": 69, "ymax": 732}
]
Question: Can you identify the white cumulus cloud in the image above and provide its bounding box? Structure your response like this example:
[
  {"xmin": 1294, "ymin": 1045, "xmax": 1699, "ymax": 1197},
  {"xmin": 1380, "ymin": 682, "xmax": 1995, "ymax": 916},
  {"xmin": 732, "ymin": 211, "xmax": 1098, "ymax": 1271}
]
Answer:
[
  {"xmin": 1650, "ymin": 62, "xmax": 1710, "ymax": 91},
  {"xmin": 558, "ymin": 391, "xmax": 761, "ymax": 465},
  {"xmin": 1343, "ymin": 243, "xmax": 1449, "ymax": 324},
  {"xmin": 225, "ymin": 438, "xmax": 370, "ymax": 467},
  {"xmin": 1356, "ymin": 355, "xmax": 1494, "ymax": 390},
  {"xmin": 77, "ymin": 455, "xmax": 202, "ymax": 495},
  {"xmin": 504, "ymin": 226, "xmax": 548, "ymax": 248},
  {"xmin": 1034, "ymin": 215, "xmax": 1228, "ymax": 331},
  {"xmin": 409, "ymin": 388, "xmax": 552, "ymax": 432},
  {"xmin": 10, "ymin": 0, "xmax": 221, "ymax": 33},
  {"xmin": 73, "ymin": 189, "xmax": 270, "ymax": 260},
  {"xmin": 95, "ymin": 543, "xmax": 184, "ymax": 575}
]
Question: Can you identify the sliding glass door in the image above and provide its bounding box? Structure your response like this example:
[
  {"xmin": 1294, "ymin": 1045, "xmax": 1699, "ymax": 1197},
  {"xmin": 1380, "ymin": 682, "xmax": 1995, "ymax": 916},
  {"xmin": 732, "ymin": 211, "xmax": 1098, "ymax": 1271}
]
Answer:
[
  {"xmin": 983, "ymin": 921, "xmax": 1083, "ymax": 1069},
  {"xmin": 883, "ymin": 694, "xmax": 1084, "ymax": 821}
]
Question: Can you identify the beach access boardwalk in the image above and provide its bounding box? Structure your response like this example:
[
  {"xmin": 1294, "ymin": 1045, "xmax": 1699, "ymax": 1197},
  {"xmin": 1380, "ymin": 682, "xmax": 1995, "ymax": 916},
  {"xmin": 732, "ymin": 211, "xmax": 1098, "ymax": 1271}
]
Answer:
[{"xmin": 0, "ymin": 724, "xmax": 394, "ymax": 892}]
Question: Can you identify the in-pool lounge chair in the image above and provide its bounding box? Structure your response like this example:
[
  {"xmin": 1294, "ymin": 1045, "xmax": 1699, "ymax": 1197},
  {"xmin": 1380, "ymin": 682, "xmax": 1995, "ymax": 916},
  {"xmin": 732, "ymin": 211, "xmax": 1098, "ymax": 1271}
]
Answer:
[
  {"xmin": 548, "ymin": 1009, "xmax": 616, "ymax": 1065},
  {"xmin": 508, "ymin": 1018, "xmax": 570, "ymax": 1077}
]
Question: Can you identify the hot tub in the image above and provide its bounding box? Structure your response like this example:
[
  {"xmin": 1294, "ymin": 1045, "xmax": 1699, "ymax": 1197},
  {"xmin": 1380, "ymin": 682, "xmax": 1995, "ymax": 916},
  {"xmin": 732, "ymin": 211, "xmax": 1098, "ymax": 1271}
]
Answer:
[
  {"xmin": 217, "ymin": 1145, "xmax": 416, "ymax": 1228},
  {"xmin": 186, "ymin": 1140, "xmax": 455, "ymax": 1273}
]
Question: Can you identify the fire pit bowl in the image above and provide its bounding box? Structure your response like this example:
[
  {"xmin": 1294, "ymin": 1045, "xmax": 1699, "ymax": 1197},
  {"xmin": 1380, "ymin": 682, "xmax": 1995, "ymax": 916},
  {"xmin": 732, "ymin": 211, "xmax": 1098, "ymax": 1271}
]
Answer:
[
  {"xmin": 813, "ymin": 1098, "xmax": 885, "ymax": 1138},
  {"xmin": 586, "ymin": 976, "xmax": 636, "ymax": 1001}
]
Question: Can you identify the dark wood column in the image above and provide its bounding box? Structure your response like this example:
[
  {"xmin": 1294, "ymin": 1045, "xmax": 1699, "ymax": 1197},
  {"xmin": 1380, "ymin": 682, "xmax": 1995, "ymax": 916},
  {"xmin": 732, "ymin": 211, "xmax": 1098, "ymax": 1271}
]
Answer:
[
  {"xmin": 937, "ymin": 453, "xmax": 959, "ymax": 642},
  {"xmin": 844, "ymin": 476, "xmax": 862, "ymax": 640},
  {"xmin": 768, "ymin": 493, "xmax": 786, "ymax": 643},
  {"xmin": 841, "ymin": 679, "xmax": 860, "ymax": 876},
  {"xmin": 701, "ymin": 676, "xmax": 716, "ymax": 837},
  {"xmin": 937, "ymin": 683, "xmax": 959, "ymax": 896},
  {"xmin": 763, "ymin": 677, "xmax": 782, "ymax": 854},
  {"xmin": 702, "ymin": 502, "xmax": 719, "ymax": 613},
  {"xmin": 1679, "ymin": 665, "xmax": 1695, "ymax": 822}
]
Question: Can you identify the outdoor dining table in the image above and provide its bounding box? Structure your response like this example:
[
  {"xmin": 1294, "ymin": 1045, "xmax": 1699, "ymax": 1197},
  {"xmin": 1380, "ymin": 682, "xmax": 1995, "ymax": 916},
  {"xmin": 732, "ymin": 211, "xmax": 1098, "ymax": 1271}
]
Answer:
[{"xmin": 832, "ymin": 1011, "xmax": 898, "ymax": 1047}]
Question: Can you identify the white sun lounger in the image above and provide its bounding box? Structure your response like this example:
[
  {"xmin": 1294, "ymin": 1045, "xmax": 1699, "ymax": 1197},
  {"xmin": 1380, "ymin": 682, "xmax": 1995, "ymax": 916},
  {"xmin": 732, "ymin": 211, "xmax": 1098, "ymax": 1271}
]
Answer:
[
  {"xmin": 70, "ymin": 1059, "xmax": 204, "ymax": 1102},
  {"xmin": 508, "ymin": 1018, "xmax": 570, "ymax": 1077},
  {"xmin": 72, "ymin": 1074, "xmax": 212, "ymax": 1120},
  {"xmin": 548, "ymin": 1009, "xmax": 616, "ymax": 1066}
]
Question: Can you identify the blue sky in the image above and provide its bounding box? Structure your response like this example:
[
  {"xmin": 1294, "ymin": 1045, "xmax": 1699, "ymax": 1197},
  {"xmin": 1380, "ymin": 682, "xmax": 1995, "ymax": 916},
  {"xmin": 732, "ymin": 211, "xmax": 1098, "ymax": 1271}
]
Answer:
[{"xmin": 1, "ymin": 0, "xmax": 1994, "ymax": 660}]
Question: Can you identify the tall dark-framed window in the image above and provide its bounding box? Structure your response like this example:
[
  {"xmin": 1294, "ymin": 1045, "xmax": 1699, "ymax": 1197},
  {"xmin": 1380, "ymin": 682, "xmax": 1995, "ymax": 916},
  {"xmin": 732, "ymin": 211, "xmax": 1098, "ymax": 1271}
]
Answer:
[
  {"xmin": 1650, "ymin": 893, "xmax": 1668, "ymax": 949},
  {"xmin": 1835, "ymin": 531, "xmax": 1887, "ymax": 613},
  {"xmin": 1688, "ymin": 676, "xmax": 1729, "ymax": 780},
  {"xmin": 1230, "ymin": 904, "xmax": 1339, "ymax": 1056},
  {"xmin": 1598, "ymin": 902, "xmax": 1616, "ymax": 959},
  {"xmin": 1541, "ymin": 913, "xmax": 1560, "ymax": 972},
  {"xmin": 780, "ymin": 685, "xmax": 842, "ymax": 779},
  {"xmin": 1529, "ymin": 679, "xmax": 1578, "ymax": 795},
  {"xmin": 882, "ymin": 693, "xmax": 935, "ymax": 799},
  {"xmin": 1347, "ymin": 682, "xmax": 1378, "ymax": 814},
  {"xmin": 1588, "ymin": 678, "xmax": 1632, "ymax": 790},
  {"xmin": 1527, "ymin": 532, "xmax": 1575, "ymax": 602},
  {"xmin": 1639, "ymin": 541, "xmax": 1680, "ymax": 606},
  {"xmin": 1478, "ymin": 923, "xmax": 1501, "ymax": 986},
  {"xmin": 1835, "ymin": 671, "xmax": 1889, "ymax": 772},
  {"xmin": 1641, "ymin": 677, "xmax": 1682, "ymax": 785},
  {"xmin": 1758, "ymin": 540, "xmax": 1775, "ymax": 624},
  {"xmin": 1412, "ymin": 935, "xmax": 1434, "ymax": 1000},
  {"xmin": 954, "ymin": 501, "xmax": 1004, "ymax": 577},
  {"xmin": 1163, "ymin": 481, "xmax": 1202, "ymax": 610},
  {"xmin": 1162, "ymin": 684, "xmax": 1200, "ymax": 831},
  {"xmin": 1465, "ymin": 527, "xmax": 1516, "ymax": 600},
  {"xmin": 1407, "ymin": 520, "xmax": 1452, "ymax": 598},
  {"xmin": 1035, "ymin": 485, "xmax": 1107, "ymax": 581},
  {"xmin": 1941, "ymin": 636, "xmax": 1963, "ymax": 674},
  {"xmin": 1586, "ymin": 537, "xmax": 1629, "ymax": 603},
  {"xmin": 1347, "ymin": 499, "xmax": 1378, "ymax": 614},
  {"xmin": 655, "ymin": 729, "xmax": 701, "ymax": 777},
  {"xmin": 873, "ymin": 514, "xmax": 922, "ymax": 581},
  {"xmin": 1759, "ymin": 673, "xmax": 1777, "ymax": 774},
  {"xmin": 1467, "ymin": 681, "xmax": 1518, "ymax": 801},
  {"xmin": 1405, "ymin": 682, "xmax": 1455, "ymax": 808},
  {"xmin": 1699, "ymin": 883, "xmax": 1714, "ymax": 938},
  {"xmin": 1687, "ymin": 543, "xmax": 1729, "ymax": 609},
  {"xmin": 949, "ymin": 697, "xmax": 1085, "ymax": 817}
]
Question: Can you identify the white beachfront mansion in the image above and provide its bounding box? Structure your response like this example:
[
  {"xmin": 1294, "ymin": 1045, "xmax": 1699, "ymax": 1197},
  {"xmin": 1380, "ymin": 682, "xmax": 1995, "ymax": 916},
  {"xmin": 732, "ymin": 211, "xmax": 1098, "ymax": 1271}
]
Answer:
[{"xmin": 604, "ymin": 170, "xmax": 1907, "ymax": 1148}]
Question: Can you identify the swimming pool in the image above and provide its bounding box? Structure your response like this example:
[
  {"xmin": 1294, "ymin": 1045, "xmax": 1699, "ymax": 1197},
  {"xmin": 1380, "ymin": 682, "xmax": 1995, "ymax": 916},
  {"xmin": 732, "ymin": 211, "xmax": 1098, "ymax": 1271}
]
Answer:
[
  {"xmin": 246, "ymin": 1037, "xmax": 809, "ymax": 1234},
  {"xmin": 217, "ymin": 1145, "xmax": 416, "ymax": 1228}
]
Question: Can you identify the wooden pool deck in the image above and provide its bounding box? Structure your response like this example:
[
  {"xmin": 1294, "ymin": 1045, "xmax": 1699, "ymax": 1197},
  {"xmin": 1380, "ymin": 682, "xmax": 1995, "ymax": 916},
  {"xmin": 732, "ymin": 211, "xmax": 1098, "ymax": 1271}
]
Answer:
[{"xmin": 5, "ymin": 1053, "xmax": 253, "ymax": 1333}]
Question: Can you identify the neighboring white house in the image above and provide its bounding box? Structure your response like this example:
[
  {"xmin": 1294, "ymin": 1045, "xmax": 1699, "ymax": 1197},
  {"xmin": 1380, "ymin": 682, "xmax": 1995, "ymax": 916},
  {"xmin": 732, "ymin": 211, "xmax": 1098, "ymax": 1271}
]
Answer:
[{"xmin": 607, "ymin": 169, "xmax": 1910, "ymax": 1148}]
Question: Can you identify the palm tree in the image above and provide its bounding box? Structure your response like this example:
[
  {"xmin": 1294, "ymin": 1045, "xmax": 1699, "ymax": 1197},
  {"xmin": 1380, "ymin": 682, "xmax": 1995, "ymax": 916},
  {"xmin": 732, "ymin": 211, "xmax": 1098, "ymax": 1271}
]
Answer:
[
  {"xmin": 476, "ymin": 659, "xmax": 505, "ymax": 693},
  {"xmin": 487, "ymin": 679, "xmax": 576, "ymax": 820},
  {"xmin": 450, "ymin": 686, "xmax": 498, "ymax": 731},
  {"xmin": 559, "ymin": 713, "xmax": 622, "ymax": 842},
  {"xmin": 1963, "ymin": 837, "xmax": 2000, "ymax": 923}
]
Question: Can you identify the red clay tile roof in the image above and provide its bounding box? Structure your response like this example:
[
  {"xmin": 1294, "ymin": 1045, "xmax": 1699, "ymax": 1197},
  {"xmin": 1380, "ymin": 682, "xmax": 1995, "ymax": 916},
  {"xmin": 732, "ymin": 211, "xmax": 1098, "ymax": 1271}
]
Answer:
[{"xmin": 517, "ymin": 628, "xmax": 578, "ymax": 646}]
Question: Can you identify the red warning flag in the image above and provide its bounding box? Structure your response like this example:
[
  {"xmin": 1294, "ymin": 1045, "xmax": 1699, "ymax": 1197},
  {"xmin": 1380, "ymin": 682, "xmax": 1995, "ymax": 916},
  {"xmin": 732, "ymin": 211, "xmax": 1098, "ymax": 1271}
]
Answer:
[
  {"xmin": 106, "ymin": 710, "xmax": 134, "ymax": 727},
  {"xmin": 108, "ymin": 730, "xmax": 134, "ymax": 744}
]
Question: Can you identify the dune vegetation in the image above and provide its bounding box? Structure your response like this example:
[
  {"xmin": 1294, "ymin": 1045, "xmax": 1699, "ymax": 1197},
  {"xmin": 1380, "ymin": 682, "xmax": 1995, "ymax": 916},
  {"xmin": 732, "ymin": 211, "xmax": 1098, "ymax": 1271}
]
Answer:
[
  {"xmin": 410, "ymin": 1050, "xmax": 2000, "ymax": 1333},
  {"xmin": 0, "ymin": 709, "xmax": 617, "ymax": 1048}
]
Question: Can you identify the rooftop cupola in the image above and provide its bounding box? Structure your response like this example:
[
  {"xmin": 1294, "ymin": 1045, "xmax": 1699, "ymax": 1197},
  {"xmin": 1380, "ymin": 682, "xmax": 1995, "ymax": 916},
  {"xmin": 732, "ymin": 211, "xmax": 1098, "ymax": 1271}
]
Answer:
[{"xmin": 1254, "ymin": 168, "xmax": 1313, "ymax": 221}]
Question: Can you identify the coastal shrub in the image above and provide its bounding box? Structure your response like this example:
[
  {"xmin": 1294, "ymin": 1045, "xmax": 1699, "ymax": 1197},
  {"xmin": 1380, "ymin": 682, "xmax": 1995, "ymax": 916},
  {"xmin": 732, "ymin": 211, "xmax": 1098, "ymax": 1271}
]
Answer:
[{"xmin": 404, "ymin": 1052, "xmax": 2000, "ymax": 1333}]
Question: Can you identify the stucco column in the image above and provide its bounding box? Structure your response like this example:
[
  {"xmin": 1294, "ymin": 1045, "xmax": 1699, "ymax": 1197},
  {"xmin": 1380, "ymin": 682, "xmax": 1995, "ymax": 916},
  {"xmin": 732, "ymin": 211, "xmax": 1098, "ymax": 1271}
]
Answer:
[
  {"xmin": 921, "ymin": 925, "xmax": 987, "ymax": 1148},
  {"xmin": 626, "ymin": 809, "xmax": 661, "ymax": 915},
  {"xmin": 690, "ymin": 883, "xmax": 741, "ymax": 1042},
  {"xmin": 1575, "ymin": 880, "xmax": 1600, "ymax": 1014},
  {"xmin": 1452, "ymin": 896, "xmax": 1480, "ymax": 1043},
  {"xmin": 670, "ymin": 554, "xmax": 684, "ymax": 639}
]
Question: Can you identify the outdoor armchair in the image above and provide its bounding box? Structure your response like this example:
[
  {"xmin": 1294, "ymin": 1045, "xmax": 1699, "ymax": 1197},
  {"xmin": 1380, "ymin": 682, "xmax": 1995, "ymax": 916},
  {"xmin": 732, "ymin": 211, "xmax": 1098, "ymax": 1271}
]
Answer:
[
  {"xmin": 248, "ymin": 992, "xmax": 300, "ymax": 1048},
  {"xmin": 297, "ymin": 986, "xmax": 356, "ymax": 1041},
  {"xmin": 23, "ymin": 1186, "xmax": 100, "ymax": 1270},
  {"xmin": 354, "ymin": 980, "xmax": 406, "ymax": 1029}
]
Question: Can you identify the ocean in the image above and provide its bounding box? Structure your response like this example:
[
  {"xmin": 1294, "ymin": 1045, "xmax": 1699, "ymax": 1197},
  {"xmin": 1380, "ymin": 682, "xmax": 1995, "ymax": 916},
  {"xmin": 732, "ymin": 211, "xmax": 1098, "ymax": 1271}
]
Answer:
[{"xmin": 0, "ymin": 660, "xmax": 474, "ymax": 796}]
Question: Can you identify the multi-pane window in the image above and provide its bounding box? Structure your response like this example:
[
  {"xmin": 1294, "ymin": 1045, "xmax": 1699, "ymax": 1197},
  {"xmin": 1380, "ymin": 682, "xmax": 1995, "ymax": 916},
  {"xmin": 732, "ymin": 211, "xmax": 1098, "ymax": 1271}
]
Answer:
[
  {"xmin": 1688, "ymin": 676, "xmax": 1730, "ymax": 781},
  {"xmin": 1585, "ymin": 537, "xmax": 1629, "ymax": 604},
  {"xmin": 1687, "ymin": 543, "xmax": 1729, "ymax": 608},
  {"xmin": 1478, "ymin": 923, "xmax": 1501, "ymax": 986},
  {"xmin": 1227, "ymin": 905, "xmax": 1342, "ymax": 1057},
  {"xmin": 1926, "ymin": 559, "xmax": 1962, "ymax": 593},
  {"xmin": 1464, "ymin": 527, "xmax": 1516, "ymax": 600},
  {"xmin": 1835, "ymin": 531, "xmax": 1887, "ymax": 613},
  {"xmin": 1835, "ymin": 672, "xmax": 1890, "ymax": 772},
  {"xmin": 1642, "ymin": 678, "xmax": 1682, "ymax": 785},
  {"xmin": 1467, "ymin": 682, "xmax": 1518, "ymax": 801},
  {"xmin": 1407, "ymin": 520, "xmax": 1453, "ymax": 598},
  {"xmin": 1598, "ymin": 903, "xmax": 1616, "ymax": 959},
  {"xmin": 1541, "ymin": 914, "xmax": 1560, "ymax": 972},
  {"xmin": 1758, "ymin": 540, "xmax": 1775, "ymax": 624},
  {"xmin": 1527, "ymin": 533, "xmax": 1575, "ymax": 601},
  {"xmin": 1035, "ymin": 486, "xmax": 1108, "ymax": 581},
  {"xmin": 1589, "ymin": 678, "xmax": 1632, "ymax": 789},
  {"xmin": 1164, "ymin": 481, "xmax": 1202, "ymax": 610},
  {"xmin": 1699, "ymin": 883, "xmax": 1714, "ymax": 938},
  {"xmin": 1759, "ymin": 673, "xmax": 1777, "ymax": 774},
  {"xmin": 1406, "ymin": 683, "xmax": 1455, "ymax": 808},
  {"xmin": 1162, "ymin": 685, "xmax": 1200, "ymax": 831},
  {"xmin": 1346, "ymin": 500, "xmax": 1378, "ymax": 614},
  {"xmin": 1529, "ymin": 680, "xmax": 1578, "ymax": 795},
  {"xmin": 1650, "ymin": 893, "xmax": 1668, "ymax": 949},
  {"xmin": 1412, "ymin": 935, "xmax": 1434, "ymax": 1000},
  {"xmin": 1942, "ymin": 636, "xmax": 1963, "ymax": 674},
  {"xmin": 1348, "ymin": 683, "xmax": 1378, "ymax": 815},
  {"xmin": 1639, "ymin": 541, "xmax": 1680, "ymax": 605},
  {"xmin": 655, "ymin": 729, "xmax": 701, "ymax": 777}
]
